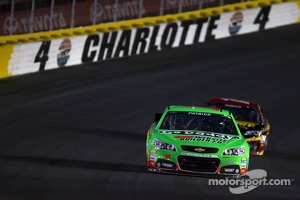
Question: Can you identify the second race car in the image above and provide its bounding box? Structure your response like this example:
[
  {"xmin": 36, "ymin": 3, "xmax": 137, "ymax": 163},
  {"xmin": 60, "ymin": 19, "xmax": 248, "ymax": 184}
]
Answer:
[{"xmin": 206, "ymin": 98, "xmax": 270, "ymax": 155}]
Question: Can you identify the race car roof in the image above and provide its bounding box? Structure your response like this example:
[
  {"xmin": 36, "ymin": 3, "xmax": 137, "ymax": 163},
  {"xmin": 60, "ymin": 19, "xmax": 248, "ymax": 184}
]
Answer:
[
  {"xmin": 207, "ymin": 98, "xmax": 261, "ymax": 110},
  {"xmin": 166, "ymin": 105, "xmax": 231, "ymax": 115}
]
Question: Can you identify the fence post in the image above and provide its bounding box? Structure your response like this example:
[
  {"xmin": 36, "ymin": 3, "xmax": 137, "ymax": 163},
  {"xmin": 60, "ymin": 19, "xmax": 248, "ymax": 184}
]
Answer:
[
  {"xmin": 9, "ymin": 0, "xmax": 15, "ymax": 35},
  {"xmin": 93, "ymin": 0, "xmax": 97, "ymax": 25},
  {"xmin": 179, "ymin": 0, "xmax": 183, "ymax": 13},
  {"xmin": 29, "ymin": 0, "xmax": 35, "ymax": 33},
  {"xmin": 71, "ymin": 0, "xmax": 76, "ymax": 28},
  {"xmin": 113, "ymin": 0, "xmax": 118, "ymax": 22},
  {"xmin": 160, "ymin": 0, "xmax": 164, "ymax": 16},
  {"xmin": 198, "ymin": 0, "xmax": 203, "ymax": 10},
  {"xmin": 139, "ymin": 0, "xmax": 143, "ymax": 18},
  {"xmin": 50, "ymin": 0, "xmax": 55, "ymax": 31},
  {"xmin": 220, "ymin": 0, "xmax": 224, "ymax": 6}
]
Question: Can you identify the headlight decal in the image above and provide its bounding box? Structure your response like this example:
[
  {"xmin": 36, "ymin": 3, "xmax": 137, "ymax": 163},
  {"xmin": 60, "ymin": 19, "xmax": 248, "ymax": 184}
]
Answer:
[
  {"xmin": 153, "ymin": 139, "xmax": 177, "ymax": 151},
  {"xmin": 223, "ymin": 146, "xmax": 245, "ymax": 156},
  {"xmin": 244, "ymin": 130, "xmax": 262, "ymax": 137},
  {"xmin": 260, "ymin": 135, "xmax": 267, "ymax": 143}
]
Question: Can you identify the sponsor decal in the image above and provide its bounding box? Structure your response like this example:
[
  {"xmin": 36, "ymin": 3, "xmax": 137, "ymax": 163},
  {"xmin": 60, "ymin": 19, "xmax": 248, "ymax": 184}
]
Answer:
[
  {"xmin": 225, "ymin": 161, "xmax": 235, "ymax": 165},
  {"xmin": 241, "ymin": 157, "xmax": 247, "ymax": 167},
  {"xmin": 228, "ymin": 11, "xmax": 244, "ymax": 35},
  {"xmin": 150, "ymin": 150, "xmax": 156, "ymax": 161},
  {"xmin": 164, "ymin": 154, "xmax": 171, "ymax": 160},
  {"xmin": 161, "ymin": 162, "xmax": 173, "ymax": 168},
  {"xmin": 161, "ymin": 130, "xmax": 240, "ymax": 140},
  {"xmin": 175, "ymin": 135, "xmax": 227, "ymax": 144},
  {"xmin": 194, "ymin": 147, "xmax": 205, "ymax": 153},
  {"xmin": 225, "ymin": 104, "xmax": 241, "ymax": 108},
  {"xmin": 181, "ymin": 152, "xmax": 217, "ymax": 158},
  {"xmin": 224, "ymin": 168, "xmax": 235, "ymax": 173},
  {"xmin": 90, "ymin": 1, "xmax": 145, "ymax": 23},
  {"xmin": 174, "ymin": 135, "xmax": 194, "ymax": 139},
  {"xmin": 236, "ymin": 121, "xmax": 256, "ymax": 128},
  {"xmin": 3, "ymin": 12, "xmax": 67, "ymax": 35},
  {"xmin": 188, "ymin": 112, "xmax": 211, "ymax": 116},
  {"xmin": 57, "ymin": 38, "xmax": 72, "ymax": 67}
]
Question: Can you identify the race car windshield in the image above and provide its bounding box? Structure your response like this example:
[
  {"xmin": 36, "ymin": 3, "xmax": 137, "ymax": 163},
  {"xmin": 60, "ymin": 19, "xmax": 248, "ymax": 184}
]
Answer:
[
  {"xmin": 160, "ymin": 111, "xmax": 238, "ymax": 135},
  {"xmin": 207, "ymin": 103, "xmax": 261, "ymax": 124}
]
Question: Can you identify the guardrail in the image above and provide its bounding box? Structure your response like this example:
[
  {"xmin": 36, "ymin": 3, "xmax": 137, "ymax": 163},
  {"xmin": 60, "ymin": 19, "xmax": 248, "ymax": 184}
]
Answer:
[{"xmin": 0, "ymin": 0, "xmax": 299, "ymax": 79}]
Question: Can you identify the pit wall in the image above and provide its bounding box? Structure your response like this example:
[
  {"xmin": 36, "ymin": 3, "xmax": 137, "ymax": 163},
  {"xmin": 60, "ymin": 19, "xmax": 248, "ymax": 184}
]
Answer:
[{"xmin": 0, "ymin": 0, "xmax": 299, "ymax": 78}]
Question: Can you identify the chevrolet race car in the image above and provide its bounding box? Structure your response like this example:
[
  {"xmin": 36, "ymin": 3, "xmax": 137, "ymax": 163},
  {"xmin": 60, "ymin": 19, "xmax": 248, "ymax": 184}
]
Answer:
[
  {"xmin": 206, "ymin": 98, "xmax": 270, "ymax": 156},
  {"xmin": 146, "ymin": 105, "xmax": 250, "ymax": 177}
]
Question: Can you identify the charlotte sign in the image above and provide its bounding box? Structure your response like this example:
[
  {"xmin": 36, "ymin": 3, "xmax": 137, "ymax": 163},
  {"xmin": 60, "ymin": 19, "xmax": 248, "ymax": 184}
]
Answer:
[{"xmin": 4, "ymin": 2, "xmax": 300, "ymax": 77}]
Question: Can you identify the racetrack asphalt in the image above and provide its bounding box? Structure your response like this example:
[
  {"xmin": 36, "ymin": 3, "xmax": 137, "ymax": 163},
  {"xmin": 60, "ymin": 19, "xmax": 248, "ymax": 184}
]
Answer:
[{"xmin": 0, "ymin": 23, "xmax": 299, "ymax": 200}]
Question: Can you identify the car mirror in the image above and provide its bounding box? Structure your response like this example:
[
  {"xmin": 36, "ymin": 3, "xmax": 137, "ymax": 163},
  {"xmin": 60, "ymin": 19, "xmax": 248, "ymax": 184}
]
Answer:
[{"xmin": 155, "ymin": 113, "xmax": 162, "ymax": 122}]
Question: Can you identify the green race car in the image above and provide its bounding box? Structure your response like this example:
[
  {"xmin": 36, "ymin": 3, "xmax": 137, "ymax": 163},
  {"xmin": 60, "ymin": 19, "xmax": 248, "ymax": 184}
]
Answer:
[{"xmin": 146, "ymin": 105, "xmax": 250, "ymax": 177}]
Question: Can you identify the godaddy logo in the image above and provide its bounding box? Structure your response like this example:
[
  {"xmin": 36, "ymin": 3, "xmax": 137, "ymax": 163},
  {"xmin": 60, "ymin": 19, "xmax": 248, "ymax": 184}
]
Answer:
[{"xmin": 208, "ymin": 169, "xmax": 294, "ymax": 194}]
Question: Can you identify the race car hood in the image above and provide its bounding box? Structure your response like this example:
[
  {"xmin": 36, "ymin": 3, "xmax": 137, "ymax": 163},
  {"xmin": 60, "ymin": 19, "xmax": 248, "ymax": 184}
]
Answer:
[
  {"xmin": 155, "ymin": 130, "xmax": 244, "ymax": 148},
  {"xmin": 236, "ymin": 120, "xmax": 257, "ymax": 129},
  {"xmin": 236, "ymin": 120, "xmax": 264, "ymax": 137}
]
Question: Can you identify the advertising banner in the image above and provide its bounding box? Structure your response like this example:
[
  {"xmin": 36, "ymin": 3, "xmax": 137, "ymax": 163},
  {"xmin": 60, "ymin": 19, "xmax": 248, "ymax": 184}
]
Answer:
[{"xmin": 4, "ymin": 2, "xmax": 300, "ymax": 77}]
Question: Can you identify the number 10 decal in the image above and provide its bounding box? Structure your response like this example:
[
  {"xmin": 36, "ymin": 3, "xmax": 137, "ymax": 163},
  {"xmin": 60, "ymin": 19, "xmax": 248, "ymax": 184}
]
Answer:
[
  {"xmin": 34, "ymin": 41, "xmax": 51, "ymax": 71},
  {"xmin": 254, "ymin": 6, "xmax": 271, "ymax": 31}
]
